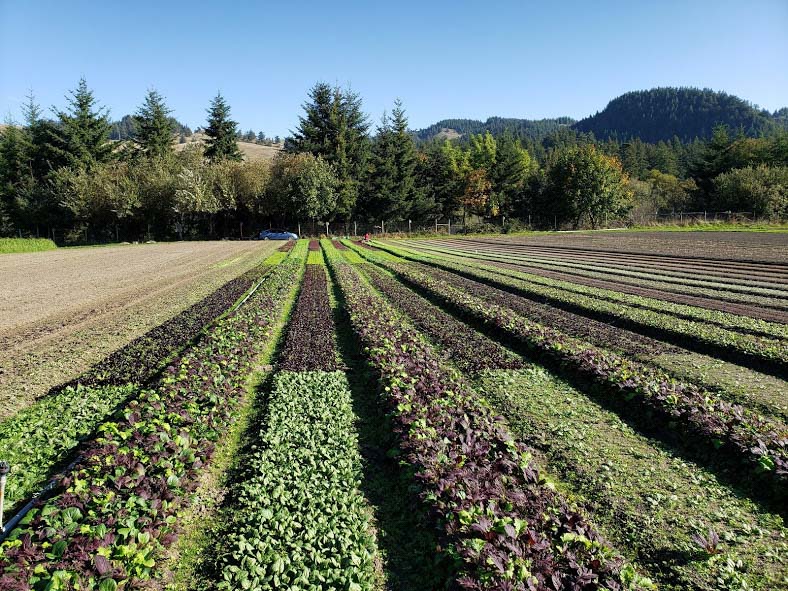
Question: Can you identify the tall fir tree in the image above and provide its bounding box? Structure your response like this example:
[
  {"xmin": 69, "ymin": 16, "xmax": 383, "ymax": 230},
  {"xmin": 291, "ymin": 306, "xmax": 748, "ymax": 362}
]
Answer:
[
  {"xmin": 361, "ymin": 100, "xmax": 427, "ymax": 221},
  {"xmin": 363, "ymin": 112, "xmax": 397, "ymax": 220},
  {"xmin": 290, "ymin": 82, "xmax": 370, "ymax": 219},
  {"xmin": 204, "ymin": 93, "xmax": 242, "ymax": 162},
  {"xmin": 134, "ymin": 90, "xmax": 174, "ymax": 159},
  {"xmin": 48, "ymin": 78, "xmax": 114, "ymax": 170},
  {"xmin": 389, "ymin": 99, "xmax": 427, "ymax": 218}
]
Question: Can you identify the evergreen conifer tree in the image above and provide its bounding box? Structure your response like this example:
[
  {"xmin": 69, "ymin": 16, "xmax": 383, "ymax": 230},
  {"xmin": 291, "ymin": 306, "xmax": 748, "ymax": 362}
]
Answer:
[
  {"xmin": 204, "ymin": 93, "xmax": 242, "ymax": 162},
  {"xmin": 134, "ymin": 89, "xmax": 174, "ymax": 159},
  {"xmin": 48, "ymin": 78, "xmax": 113, "ymax": 170},
  {"xmin": 291, "ymin": 82, "xmax": 370, "ymax": 218}
]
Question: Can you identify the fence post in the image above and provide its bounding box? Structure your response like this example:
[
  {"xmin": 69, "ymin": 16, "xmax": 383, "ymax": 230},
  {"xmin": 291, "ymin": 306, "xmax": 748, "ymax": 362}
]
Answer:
[
  {"xmin": 408, "ymin": 219, "xmax": 412, "ymax": 234},
  {"xmin": 354, "ymin": 221, "xmax": 357, "ymax": 236},
  {"xmin": 704, "ymin": 211, "xmax": 707, "ymax": 222},
  {"xmin": 325, "ymin": 221, "xmax": 329, "ymax": 236},
  {"xmin": 381, "ymin": 220, "xmax": 384, "ymax": 235},
  {"xmin": 448, "ymin": 218, "xmax": 451, "ymax": 235},
  {"xmin": 435, "ymin": 218, "xmax": 438, "ymax": 233},
  {"xmin": 298, "ymin": 221, "xmax": 301, "ymax": 237}
]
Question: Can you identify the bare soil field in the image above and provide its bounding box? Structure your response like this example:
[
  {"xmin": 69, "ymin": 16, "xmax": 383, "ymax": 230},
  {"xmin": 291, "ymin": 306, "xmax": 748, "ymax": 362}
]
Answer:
[{"xmin": 0, "ymin": 241, "xmax": 276, "ymax": 420}]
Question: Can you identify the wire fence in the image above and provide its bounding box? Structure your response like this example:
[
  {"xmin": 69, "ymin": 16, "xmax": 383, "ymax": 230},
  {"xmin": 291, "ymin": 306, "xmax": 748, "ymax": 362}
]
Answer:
[
  {"xmin": 305, "ymin": 211, "xmax": 761, "ymax": 238},
  {"xmin": 16, "ymin": 211, "xmax": 767, "ymax": 245}
]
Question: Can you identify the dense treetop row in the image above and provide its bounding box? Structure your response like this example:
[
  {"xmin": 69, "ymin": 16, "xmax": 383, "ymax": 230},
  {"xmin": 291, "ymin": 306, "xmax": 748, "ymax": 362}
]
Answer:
[{"xmin": 0, "ymin": 80, "xmax": 786, "ymax": 244}]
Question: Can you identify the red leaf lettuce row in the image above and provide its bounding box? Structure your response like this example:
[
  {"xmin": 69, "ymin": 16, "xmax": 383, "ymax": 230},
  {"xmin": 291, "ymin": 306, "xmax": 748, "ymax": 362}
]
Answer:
[
  {"xmin": 278, "ymin": 266, "xmax": 338, "ymax": 372},
  {"xmin": 362, "ymin": 264, "xmax": 522, "ymax": 373}
]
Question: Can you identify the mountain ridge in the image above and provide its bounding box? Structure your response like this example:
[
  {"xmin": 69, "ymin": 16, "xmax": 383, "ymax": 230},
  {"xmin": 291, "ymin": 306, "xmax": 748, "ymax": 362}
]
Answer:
[{"xmin": 414, "ymin": 87, "xmax": 787, "ymax": 144}]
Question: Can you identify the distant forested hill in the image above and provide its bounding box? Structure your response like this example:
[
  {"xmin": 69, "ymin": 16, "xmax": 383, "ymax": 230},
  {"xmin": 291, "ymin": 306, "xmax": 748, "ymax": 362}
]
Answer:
[
  {"xmin": 416, "ymin": 88, "xmax": 786, "ymax": 144},
  {"xmin": 413, "ymin": 116, "xmax": 575, "ymax": 143},
  {"xmin": 573, "ymin": 87, "xmax": 783, "ymax": 142},
  {"xmin": 110, "ymin": 114, "xmax": 192, "ymax": 140}
]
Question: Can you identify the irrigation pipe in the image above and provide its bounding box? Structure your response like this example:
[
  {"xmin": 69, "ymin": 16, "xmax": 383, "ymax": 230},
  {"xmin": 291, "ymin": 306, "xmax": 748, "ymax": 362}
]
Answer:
[
  {"xmin": 232, "ymin": 274, "xmax": 267, "ymax": 311},
  {"xmin": 0, "ymin": 456, "xmax": 82, "ymax": 543}
]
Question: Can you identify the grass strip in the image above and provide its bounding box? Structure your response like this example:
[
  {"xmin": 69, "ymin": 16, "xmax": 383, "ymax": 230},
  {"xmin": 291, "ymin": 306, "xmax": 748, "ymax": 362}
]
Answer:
[{"xmin": 0, "ymin": 238, "xmax": 57, "ymax": 254}]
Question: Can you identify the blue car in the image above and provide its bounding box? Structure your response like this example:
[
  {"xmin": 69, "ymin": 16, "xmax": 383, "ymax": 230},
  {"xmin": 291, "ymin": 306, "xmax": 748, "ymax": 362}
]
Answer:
[{"xmin": 259, "ymin": 229, "xmax": 298, "ymax": 240}]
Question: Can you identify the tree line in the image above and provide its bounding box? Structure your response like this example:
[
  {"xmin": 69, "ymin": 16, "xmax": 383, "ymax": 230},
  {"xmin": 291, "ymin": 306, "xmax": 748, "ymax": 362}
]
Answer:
[{"xmin": 1, "ymin": 79, "xmax": 786, "ymax": 243}]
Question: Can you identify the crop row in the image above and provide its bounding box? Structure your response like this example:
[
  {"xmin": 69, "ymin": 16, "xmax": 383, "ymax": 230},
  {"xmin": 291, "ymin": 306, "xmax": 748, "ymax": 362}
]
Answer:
[
  {"xmin": 331, "ymin": 239, "xmax": 348, "ymax": 250},
  {"xmin": 372, "ymin": 242, "xmax": 788, "ymax": 371},
  {"xmin": 210, "ymin": 371, "xmax": 378, "ymax": 589},
  {"xmin": 417, "ymin": 242, "xmax": 788, "ymax": 318},
  {"xmin": 0, "ymin": 253, "xmax": 305, "ymax": 590},
  {"xmin": 414, "ymin": 264, "xmax": 672, "ymax": 359},
  {"xmin": 392, "ymin": 242, "xmax": 788, "ymax": 341},
  {"xmin": 479, "ymin": 259, "xmax": 788, "ymax": 325},
  {"xmin": 420, "ymin": 242, "xmax": 788, "ymax": 294},
  {"xmin": 362, "ymin": 264, "xmax": 523, "ymax": 373},
  {"xmin": 276, "ymin": 240, "xmax": 294, "ymax": 252},
  {"xmin": 81, "ymin": 265, "xmax": 269, "ymax": 386},
  {"xmin": 323, "ymin": 245, "xmax": 644, "ymax": 590},
  {"xmin": 365, "ymin": 255, "xmax": 788, "ymax": 494},
  {"xmin": 0, "ymin": 264, "xmax": 272, "ymax": 515},
  {"xmin": 308, "ymin": 239, "xmax": 320, "ymax": 251},
  {"xmin": 0, "ymin": 384, "xmax": 137, "ymax": 514},
  {"xmin": 278, "ymin": 265, "xmax": 338, "ymax": 372},
  {"xmin": 427, "ymin": 238, "xmax": 788, "ymax": 285}
]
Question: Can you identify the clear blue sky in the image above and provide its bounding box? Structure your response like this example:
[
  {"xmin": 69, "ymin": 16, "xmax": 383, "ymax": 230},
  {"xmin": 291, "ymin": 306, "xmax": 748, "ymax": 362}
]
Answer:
[{"xmin": 2, "ymin": 0, "xmax": 787, "ymax": 137}]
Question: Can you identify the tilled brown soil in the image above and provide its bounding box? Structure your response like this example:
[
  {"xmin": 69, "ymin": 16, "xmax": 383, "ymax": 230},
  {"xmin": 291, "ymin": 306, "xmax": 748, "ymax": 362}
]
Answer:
[{"xmin": 0, "ymin": 241, "xmax": 276, "ymax": 420}]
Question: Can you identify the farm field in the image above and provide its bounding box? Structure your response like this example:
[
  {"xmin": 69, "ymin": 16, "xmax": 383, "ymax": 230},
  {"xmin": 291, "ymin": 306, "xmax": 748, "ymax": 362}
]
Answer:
[
  {"xmin": 0, "ymin": 231, "xmax": 786, "ymax": 591},
  {"xmin": 0, "ymin": 241, "xmax": 276, "ymax": 421}
]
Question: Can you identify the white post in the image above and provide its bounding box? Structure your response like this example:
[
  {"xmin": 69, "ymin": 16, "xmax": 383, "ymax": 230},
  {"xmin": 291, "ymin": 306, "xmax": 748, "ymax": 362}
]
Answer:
[
  {"xmin": 408, "ymin": 219, "xmax": 412, "ymax": 234},
  {"xmin": 435, "ymin": 218, "xmax": 438, "ymax": 233},
  {"xmin": 325, "ymin": 221, "xmax": 329, "ymax": 236},
  {"xmin": 448, "ymin": 218, "xmax": 451, "ymax": 235},
  {"xmin": 0, "ymin": 461, "xmax": 9, "ymax": 533},
  {"xmin": 381, "ymin": 220, "xmax": 385, "ymax": 235},
  {"xmin": 354, "ymin": 221, "xmax": 357, "ymax": 236},
  {"xmin": 298, "ymin": 221, "xmax": 301, "ymax": 237}
]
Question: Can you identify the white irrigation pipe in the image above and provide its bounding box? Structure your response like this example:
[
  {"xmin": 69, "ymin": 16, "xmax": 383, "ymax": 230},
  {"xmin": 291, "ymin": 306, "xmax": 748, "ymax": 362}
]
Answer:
[
  {"xmin": 0, "ymin": 461, "xmax": 8, "ymax": 533},
  {"xmin": 232, "ymin": 274, "xmax": 267, "ymax": 311}
]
